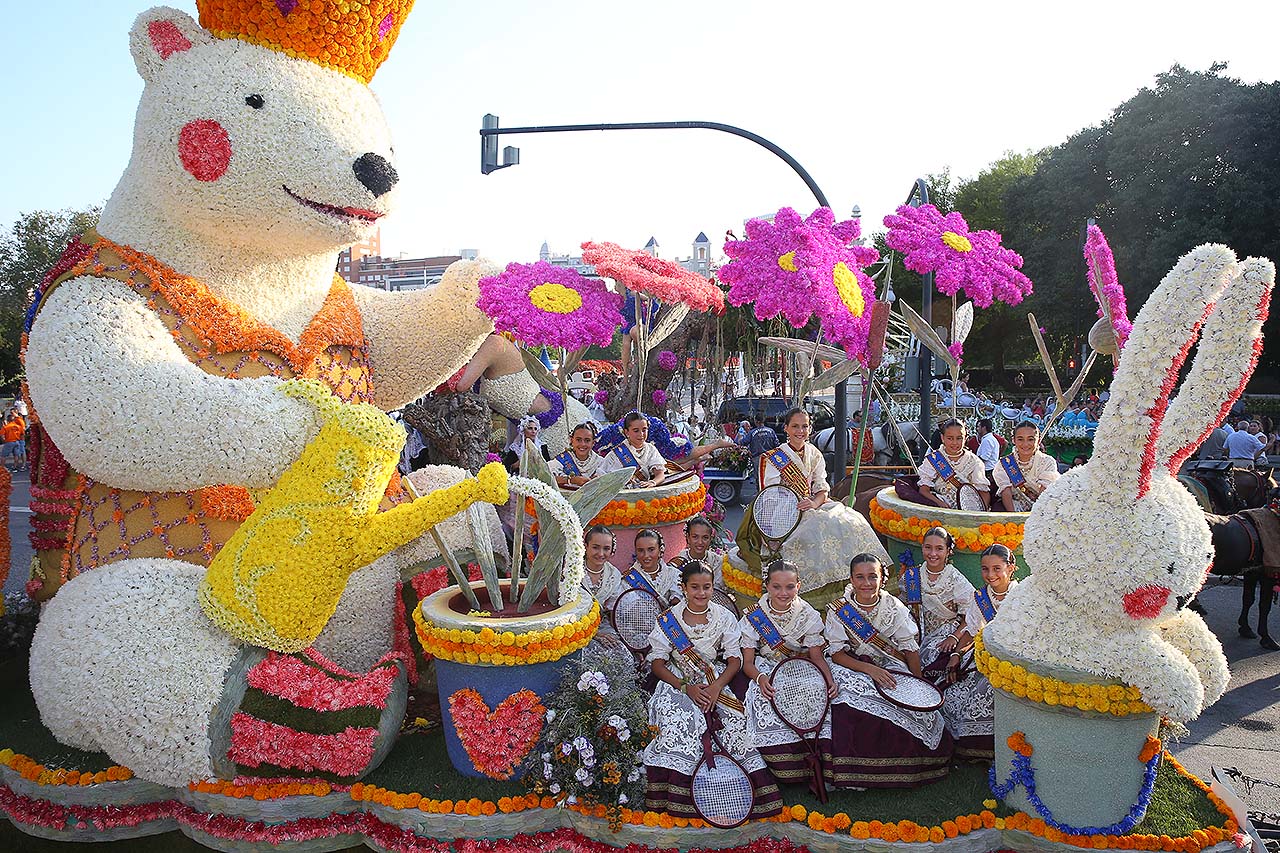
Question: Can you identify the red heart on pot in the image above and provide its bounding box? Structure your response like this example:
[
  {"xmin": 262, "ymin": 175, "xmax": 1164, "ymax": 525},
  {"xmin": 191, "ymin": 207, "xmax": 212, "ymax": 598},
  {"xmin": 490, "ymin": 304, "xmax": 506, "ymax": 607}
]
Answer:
[{"xmin": 448, "ymin": 688, "xmax": 546, "ymax": 780}]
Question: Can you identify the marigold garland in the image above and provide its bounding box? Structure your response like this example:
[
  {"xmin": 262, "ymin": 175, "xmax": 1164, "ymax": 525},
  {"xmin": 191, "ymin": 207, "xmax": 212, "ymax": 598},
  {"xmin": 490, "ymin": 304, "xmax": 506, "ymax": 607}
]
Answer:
[
  {"xmin": 722, "ymin": 555, "xmax": 762, "ymax": 597},
  {"xmin": 188, "ymin": 779, "xmax": 335, "ymax": 800},
  {"xmin": 975, "ymin": 633, "xmax": 1153, "ymax": 717},
  {"xmin": 869, "ymin": 496, "xmax": 1025, "ymax": 553},
  {"xmin": 0, "ymin": 749, "xmax": 133, "ymax": 787},
  {"xmin": 587, "ymin": 483, "xmax": 706, "ymax": 528},
  {"xmin": 412, "ymin": 600, "xmax": 600, "ymax": 666}
]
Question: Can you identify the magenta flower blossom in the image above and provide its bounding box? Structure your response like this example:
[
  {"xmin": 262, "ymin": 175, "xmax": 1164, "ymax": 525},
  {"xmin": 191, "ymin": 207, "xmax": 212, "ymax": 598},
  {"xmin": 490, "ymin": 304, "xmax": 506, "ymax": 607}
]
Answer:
[
  {"xmin": 720, "ymin": 206, "xmax": 881, "ymax": 360},
  {"xmin": 594, "ymin": 389, "xmax": 609, "ymax": 404},
  {"xmin": 883, "ymin": 204, "xmax": 1033, "ymax": 308},
  {"xmin": 581, "ymin": 242, "xmax": 724, "ymax": 313},
  {"xmin": 477, "ymin": 261, "xmax": 622, "ymax": 350},
  {"xmin": 657, "ymin": 350, "xmax": 679, "ymax": 371},
  {"xmin": 948, "ymin": 341, "xmax": 964, "ymax": 364},
  {"xmin": 1083, "ymin": 224, "xmax": 1133, "ymax": 351},
  {"xmin": 651, "ymin": 389, "xmax": 668, "ymax": 408}
]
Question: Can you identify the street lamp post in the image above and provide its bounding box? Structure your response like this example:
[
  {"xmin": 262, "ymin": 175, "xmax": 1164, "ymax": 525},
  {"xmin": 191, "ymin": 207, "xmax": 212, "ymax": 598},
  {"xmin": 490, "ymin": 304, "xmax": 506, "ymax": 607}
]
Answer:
[
  {"xmin": 480, "ymin": 114, "xmax": 853, "ymax": 477},
  {"xmin": 904, "ymin": 179, "xmax": 934, "ymax": 449}
]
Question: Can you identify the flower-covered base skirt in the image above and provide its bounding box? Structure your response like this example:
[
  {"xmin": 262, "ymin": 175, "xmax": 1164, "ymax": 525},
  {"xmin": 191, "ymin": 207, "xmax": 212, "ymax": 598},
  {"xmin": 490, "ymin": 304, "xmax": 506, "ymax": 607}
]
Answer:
[{"xmin": 822, "ymin": 703, "xmax": 953, "ymax": 789}]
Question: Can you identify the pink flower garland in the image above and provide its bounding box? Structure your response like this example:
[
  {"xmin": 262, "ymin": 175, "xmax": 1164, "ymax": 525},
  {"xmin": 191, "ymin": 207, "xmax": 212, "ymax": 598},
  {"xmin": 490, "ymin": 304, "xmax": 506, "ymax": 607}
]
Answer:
[
  {"xmin": 228, "ymin": 714, "xmax": 379, "ymax": 778},
  {"xmin": 719, "ymin": 207, "xmax": 880, "ymax": 360},
  {"xmin": 883, "ymin": 204, "xmax": 1032, "ymax": 308},
  {"xmin": 245, "ymin": 652, "xmax": 401, "ymax": 712},
  {"xmin": 1083, "ymin": 225, "xmax": 1133, "ymax": 351},
  {"xmin": 478, "ymin": 261, "xmax": 622, "ymax": 351},
  {"xmin": 581, "ymin": 242, "xmax": 724, "ymax": 313}
]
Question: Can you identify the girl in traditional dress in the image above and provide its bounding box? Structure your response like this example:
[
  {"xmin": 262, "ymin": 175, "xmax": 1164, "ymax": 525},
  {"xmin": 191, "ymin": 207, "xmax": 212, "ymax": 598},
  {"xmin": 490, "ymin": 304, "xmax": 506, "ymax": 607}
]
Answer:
[
  {"xmin": 918, "ymin": 418, "xmax": 989, "ymax": 510},
  {"xmin": 505, "ymin": 416, "xmax": 544, "ymax": 461},
  {"xmin": 740, "ymin": 560, "xmax": 837, "ymax": 783},
  {"xmin": 726, "ymin": 409, "xmax": 889, "ymax": 593},
  {"xmin": 823, "ymin": 554, "xmax": 952, "ymax": 789},
  {"xmin": 626, "ymin": 528, "xmax": 681, "ymax": 605},
  {"xmin": 600, "ymin": 411, "xmax": 667, "ymax": 487},
  {"xmin": 671, "ymin": 516, "xmax": 727, "ymax": 590},
  {"xmin": 643, "ymin": 562, "xmax": 783, "ymax": 819},
  {"xmin": 551, "ymin": 422, "xmax": 603, "ymax": 487},
  {"xmin": 908, "ymin": 527, "xmax": 979, "ymax": 683},
  {"xmin": 993, "ymin": 422, "xmax": 1061, "ymax": 512},
  {"xmin": 940, "ymin": 544, "xmax": 1019, "ymax": 760},
  {"xmin": 581, "ymin": 525, "xmax": 623, "ymax": 612}
]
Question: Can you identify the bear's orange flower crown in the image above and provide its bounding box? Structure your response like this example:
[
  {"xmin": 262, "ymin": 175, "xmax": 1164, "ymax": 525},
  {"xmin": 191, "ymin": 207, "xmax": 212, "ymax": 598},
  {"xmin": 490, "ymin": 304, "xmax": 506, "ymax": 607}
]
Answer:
[{"xmin": 197, "ymin": 0, "xmax": 414, "ymax": 84}]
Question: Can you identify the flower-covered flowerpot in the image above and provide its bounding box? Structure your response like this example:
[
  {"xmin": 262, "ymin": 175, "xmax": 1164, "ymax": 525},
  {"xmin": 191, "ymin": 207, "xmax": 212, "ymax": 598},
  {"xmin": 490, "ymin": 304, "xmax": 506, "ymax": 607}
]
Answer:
[
  {"xmin": 416, "ymin": 581, "xmax": 599, "ymax": 779},
  {"xmin": 869, "ymin": 487, "xmax": 1030, "ymax": 587},
  {"xmin": 579, "ymin": 475, "xmax": 707, "ymax": 568},
  {"xmin": 979, "ymin": 631, "xmax": 1162, "ymax": 832}
]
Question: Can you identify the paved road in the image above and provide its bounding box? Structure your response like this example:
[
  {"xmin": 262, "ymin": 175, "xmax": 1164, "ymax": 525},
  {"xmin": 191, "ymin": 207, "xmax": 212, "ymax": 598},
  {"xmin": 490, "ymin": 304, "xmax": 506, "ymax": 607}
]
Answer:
[{"xmin": 4, "ymin": 479, "xmax": 1277, "ymax": 815}]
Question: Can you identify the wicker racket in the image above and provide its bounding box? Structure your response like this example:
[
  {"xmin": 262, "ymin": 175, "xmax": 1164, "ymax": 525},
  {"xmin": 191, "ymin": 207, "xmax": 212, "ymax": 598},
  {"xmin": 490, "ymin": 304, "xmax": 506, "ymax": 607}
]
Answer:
[
  {"xmin": 874, "ymin": 672, "xmax": 944, "ymax": 712},
  {"xmin": 766, "ymin": 656, "xmax": 831, "ymax": 802},
  {"xmin": 752, "ymin": 485, "xmax": 802, "ymax": 543},
  {"xmin": 610, "ymin": 587, "xmax": 664, "ymax": 653},
  {"xmin": 691, "ymin": 711, "xmax": 755, "ymax": 829}
]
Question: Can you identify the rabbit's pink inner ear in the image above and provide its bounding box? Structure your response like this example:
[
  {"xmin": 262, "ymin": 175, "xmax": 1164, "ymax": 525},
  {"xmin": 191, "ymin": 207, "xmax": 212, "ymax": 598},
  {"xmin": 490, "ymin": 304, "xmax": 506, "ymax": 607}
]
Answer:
[
  {"xmin": 1164, "ymin": 330, "xmax": 1266, "ymax": 477},
  {"xmin": 1137, "ymin": 309, "xmax": 1212, "ymax": 499}
]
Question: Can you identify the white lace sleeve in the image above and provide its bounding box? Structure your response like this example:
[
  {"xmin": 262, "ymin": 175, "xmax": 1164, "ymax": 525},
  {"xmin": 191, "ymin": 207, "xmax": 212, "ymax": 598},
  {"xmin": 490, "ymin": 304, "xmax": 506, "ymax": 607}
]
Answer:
[
  {"xmin": 823, "ymin": 607, "xmax": 853, "ymax": 655},
  {"xmin": 718, "ymin": 606, "xmax": 743, "ymax": 659},
  {"xmin": 646, "ymin": 620, "xmax": 673, "ymax": 664}
]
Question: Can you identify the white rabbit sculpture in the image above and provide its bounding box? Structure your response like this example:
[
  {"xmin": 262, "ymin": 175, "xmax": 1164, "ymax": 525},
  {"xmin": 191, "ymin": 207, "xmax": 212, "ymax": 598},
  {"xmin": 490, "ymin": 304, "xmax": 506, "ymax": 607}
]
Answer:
[{"xmin": 985, "ymin": 244, "xmax": 1274, "ymax": 724}]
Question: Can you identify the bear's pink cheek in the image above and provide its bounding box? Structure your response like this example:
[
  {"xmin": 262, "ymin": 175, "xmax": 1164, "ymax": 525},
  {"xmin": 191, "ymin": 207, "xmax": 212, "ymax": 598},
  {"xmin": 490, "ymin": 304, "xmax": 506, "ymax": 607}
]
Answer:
[
  {"xmin": 1122, "ymin": 585, "xmax": 1171, "ymax": 619},
  {"xmin": 178, "ymin": 119, "xmax": 232, "ymax": 182}
]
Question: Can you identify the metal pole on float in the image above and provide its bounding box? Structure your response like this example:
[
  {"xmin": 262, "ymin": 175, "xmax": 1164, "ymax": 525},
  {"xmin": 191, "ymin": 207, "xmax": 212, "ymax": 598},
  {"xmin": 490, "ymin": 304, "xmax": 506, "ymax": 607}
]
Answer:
[
  {"xmin": 903, "ymin": 179, "xmax": 934, "ymax": 451},
  {"xmin": 479, "ymin": 114, "xmax": 852, "ymax": 477}
]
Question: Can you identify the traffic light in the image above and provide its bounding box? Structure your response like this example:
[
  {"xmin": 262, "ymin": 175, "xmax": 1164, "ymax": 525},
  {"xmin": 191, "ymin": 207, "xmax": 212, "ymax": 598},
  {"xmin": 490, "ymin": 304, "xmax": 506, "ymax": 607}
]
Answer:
[
  {"xmin": 1068, "ymin": 358, "xmax": 1077, "ymax": 370},
  {"xmin": 480, "ymin": 114, "xmax": 520, "ymax": 175}
]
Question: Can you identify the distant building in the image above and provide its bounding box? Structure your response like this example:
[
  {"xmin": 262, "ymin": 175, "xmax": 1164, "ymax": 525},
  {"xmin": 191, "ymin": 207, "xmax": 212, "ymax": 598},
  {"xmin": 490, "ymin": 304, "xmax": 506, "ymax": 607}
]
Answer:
[
  {"xmin": 540, "ymin": 233, "xmax": 713, "ymax": 278},
  {"xmin": 539, "ymin": 240, "xmax": 598, "ymax": 276},
  {"xmin": 357, "ymin": 253, "xmax": 464, "ymax": 291},
  {"xmin": 336, "ymin": 229, "xmax": 381, "ymax": 285},
  {"xmin": 676, "ymin": 232, "xmax": 711, "ymax": 277}
]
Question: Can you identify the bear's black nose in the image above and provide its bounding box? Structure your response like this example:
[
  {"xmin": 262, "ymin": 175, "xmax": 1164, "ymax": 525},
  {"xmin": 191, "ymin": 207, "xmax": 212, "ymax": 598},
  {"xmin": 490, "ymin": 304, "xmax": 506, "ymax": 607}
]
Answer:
[{"xmin": 353, "ymin": 153, "xmax": 398, "ymax": 198}]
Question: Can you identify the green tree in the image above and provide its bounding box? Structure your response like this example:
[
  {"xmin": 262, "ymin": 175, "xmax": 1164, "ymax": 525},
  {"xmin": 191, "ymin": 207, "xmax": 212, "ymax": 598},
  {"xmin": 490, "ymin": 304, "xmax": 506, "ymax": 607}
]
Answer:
[
  {"xmin": 0, "ymin": 207, "xmax": 101, "ymax": 390},
  {"xmin": 1001, "ymin": 64, "xmax": 1280, "ymax": 379},
  {"xmin": 952, "ymin": 151, "xmax": 1044, "ymax": 382}
]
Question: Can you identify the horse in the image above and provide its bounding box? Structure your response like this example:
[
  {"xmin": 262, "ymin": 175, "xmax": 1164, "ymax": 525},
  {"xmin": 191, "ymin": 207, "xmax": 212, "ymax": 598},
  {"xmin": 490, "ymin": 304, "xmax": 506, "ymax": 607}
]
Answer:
[
  {"xmin": 1204, "ymin": 509, "xmax": 1279, "ymax": 651},
  {"xmin": 1179, "ymin": 461, "xmax": 1277, "ymax": 515},
  {"xmin": 814, "ymin": 421, "xmax": 922, "ymax": 469}
]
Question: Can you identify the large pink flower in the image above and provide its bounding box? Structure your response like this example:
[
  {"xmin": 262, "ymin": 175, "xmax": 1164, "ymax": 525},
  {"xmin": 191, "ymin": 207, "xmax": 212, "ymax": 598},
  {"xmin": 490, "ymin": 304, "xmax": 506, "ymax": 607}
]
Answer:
[
  {"xmin": 581, "ymin": 241, "xmax": 724, "ymax": 313},
  {"xmin": 477, "ymin": 261, "xmax": 622, "ymax": 350},
  {"xmin": 883, "ymin": 204, "xmax": 1032, "ymax": 308},
  {"xmin": 720, "ymin": 207, "xmax": 880, "ymax": 360},
  {"xmin": 1083, "ymin": 224, "xmax": 1133, "ymax": 351}
]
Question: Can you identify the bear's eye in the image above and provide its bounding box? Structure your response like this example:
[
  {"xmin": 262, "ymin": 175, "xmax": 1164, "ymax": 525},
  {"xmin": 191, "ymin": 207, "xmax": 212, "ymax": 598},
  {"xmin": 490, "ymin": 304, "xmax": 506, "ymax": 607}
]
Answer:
[{"xmin": 245, "ymin": 94, "xmax": 265, "ymax": 110}]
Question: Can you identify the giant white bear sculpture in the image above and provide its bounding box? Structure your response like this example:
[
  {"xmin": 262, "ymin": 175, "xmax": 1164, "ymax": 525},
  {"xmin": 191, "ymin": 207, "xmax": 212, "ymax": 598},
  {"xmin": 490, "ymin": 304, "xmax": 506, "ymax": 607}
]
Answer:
[
  {"xmin": 24, "ymin": 2, "xmax": 499, "ymax": 786},
  {"xmin": 987, "ymin": 244, "xmax": 1274, "ymax": 723}
]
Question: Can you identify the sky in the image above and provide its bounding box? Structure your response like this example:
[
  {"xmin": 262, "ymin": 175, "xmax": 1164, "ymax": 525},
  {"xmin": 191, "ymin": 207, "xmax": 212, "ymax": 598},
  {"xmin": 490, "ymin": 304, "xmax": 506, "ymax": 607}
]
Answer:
[{"xmin": 4, "ymin": 0, "xmax": 1280, "ymax": 267}]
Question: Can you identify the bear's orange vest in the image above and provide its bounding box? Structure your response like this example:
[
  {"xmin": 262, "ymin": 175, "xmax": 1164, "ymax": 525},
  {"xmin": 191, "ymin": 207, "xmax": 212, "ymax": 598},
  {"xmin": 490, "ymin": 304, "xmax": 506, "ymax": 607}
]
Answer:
[{"xmin": 24, "ymin": 232, "xmax": 407, "ymax": 592}]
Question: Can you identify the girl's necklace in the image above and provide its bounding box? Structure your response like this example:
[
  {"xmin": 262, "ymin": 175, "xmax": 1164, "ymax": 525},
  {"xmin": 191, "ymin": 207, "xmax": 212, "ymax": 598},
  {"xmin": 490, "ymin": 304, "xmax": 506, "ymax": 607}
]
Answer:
[{"xmin": 685, "ymin": 603, "xmax": 710, "ymax": 616}]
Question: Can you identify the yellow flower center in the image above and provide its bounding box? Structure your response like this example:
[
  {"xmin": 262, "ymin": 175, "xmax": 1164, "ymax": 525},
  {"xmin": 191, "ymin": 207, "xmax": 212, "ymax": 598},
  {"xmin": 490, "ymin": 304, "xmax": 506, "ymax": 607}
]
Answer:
[
  {"xmin": 832, "ymin": 262, "xmax": 865, "ymax": 317},
  {"xmin": 941, "ymin": 231, "xmax": 973, "ymax": 253},
  {"xmin": 777, "ymin": 251, "xmax": 798, "ymax": 272},
  {"xmin": 528, "ymin": 282, "xmax": 583, "ymax": 314}
]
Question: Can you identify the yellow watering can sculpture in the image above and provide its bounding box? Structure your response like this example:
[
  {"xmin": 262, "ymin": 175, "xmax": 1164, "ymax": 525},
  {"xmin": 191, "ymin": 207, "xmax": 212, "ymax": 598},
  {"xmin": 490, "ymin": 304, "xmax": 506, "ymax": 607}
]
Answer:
[{"xmin": 200, "ymin": 379, "xmax": 509, "ymax": 653}]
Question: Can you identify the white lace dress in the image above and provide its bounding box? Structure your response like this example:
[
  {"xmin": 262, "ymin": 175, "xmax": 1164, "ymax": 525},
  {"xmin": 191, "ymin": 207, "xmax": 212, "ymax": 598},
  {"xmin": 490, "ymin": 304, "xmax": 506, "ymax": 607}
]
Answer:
[
  {"xmin": 671, "ymin": 547, "xmax": 727, "ymax": 590},
  {"xmin": 943, "ymin": 580, "xmax": 1019, "ymax": 753},
  {"xmin": 918, "ymin": 448, "xmax": 988, "ymax": 510},
  {"xmin": 629, "ymin": 560, "xmax": 682, "ymax": 606},
  {"xmin": 642, "ymin": 602, "xmax": 768, "ymax": 778},
  {"xmin": 739, "ymin": 598, "xmax": 831, "ymax": 780},
  {"xmin": 822, "ymin": 588, "xmax": 947, "ymax": 751},
  {"xmin": 992, "ymin": 450, "xmax": 1060, "ymax": 511}
]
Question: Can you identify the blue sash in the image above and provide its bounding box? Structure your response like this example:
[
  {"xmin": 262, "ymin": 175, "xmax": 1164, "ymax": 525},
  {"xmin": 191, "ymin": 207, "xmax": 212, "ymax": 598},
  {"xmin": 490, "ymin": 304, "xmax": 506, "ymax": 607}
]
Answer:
[
  {"xmin": 1000, "ymin": 454, "xmax": 1026, "ymax": 487},
  {"xmin": 974, "ymin": 587, "xmax": 997, "ymax": 622},
  {"xmin": 555, "ymin": 450, "xmax": 581, "ymax": 477},
  {"xmin": 623, "ymin": 567, "xmax": 660, "ymax": 597},
  {"xmin": 900, "ymin": 564, "xmax": 923, "ymax": 606},
  {"xmin": 925, "ymin": 448, "xmax": 956, "ymax": 482},
  {"xmin": 657, "ymin": 610, "xmax": 694, "ymax": 653},
  {"xmin": 765, "ymin": 447, "xmax": 812, "ymax": 498},
  {"xmin": 745, "ymin": 606, "xmax": 785, "ymax": 650},
  {"xmin": 610, "ymin": 442, "xmax": 641, "ymax": 470},
  {"xmin": 834, "ymin": 600, "xmax": 880, "ymax": 645}
]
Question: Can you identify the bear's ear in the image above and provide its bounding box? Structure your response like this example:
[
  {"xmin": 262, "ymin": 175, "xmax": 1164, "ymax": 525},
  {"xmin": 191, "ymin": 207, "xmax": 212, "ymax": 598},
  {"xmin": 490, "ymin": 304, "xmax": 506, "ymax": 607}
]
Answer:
[{"xmin": 129, "ymin": 6, "xmax": 212, "ymax": 83}]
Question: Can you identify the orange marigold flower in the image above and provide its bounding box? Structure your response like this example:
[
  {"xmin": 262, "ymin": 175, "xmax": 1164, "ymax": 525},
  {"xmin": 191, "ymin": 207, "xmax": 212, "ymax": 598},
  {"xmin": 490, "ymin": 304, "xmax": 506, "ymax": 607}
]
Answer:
[
  {"xmin": 1007, "ymin": 731, "xmax": 1033, "ymax": 756},
  {"xmin": 807, "ymin": 811, "xmax": 824, "ymax": 830},
  {"xmin": 981, "ymin": 810, "xmax": 997, "ymax": 828},
  {"xmin": 831, "ymin": 812, "xmax": 852, "ymax": 831},
  {"xmin": 790, "ymin": 804, "xmax": 807, "ymax": 820},
  {"xmin": 930, "ymin": 827, "xmax": 946, "ymax": 843},
  {"xmin": 1138, "ymin": 735, "xmax": 1162, "ymax": 764},
  {"xmin": 850, "ymin": 821, "xmax": 870, "ymax": 839},
  {"xmin": 956, "ymin": 815, "xmax": 972, "ymax": 833}
]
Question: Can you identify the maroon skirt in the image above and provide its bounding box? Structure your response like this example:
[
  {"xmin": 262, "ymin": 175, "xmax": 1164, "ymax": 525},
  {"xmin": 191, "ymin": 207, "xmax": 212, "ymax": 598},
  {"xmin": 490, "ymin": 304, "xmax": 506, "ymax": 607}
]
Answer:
[
  {"xmin": 757, "ymin": 737, "xmax": 831, "ymax": 784},
  {"xmin": 953, "ymin": 733, "xmax": 994, "ymax": 762},
  {"xmin": 645, "ymin": 764, "xmax": 783, "ymax": 820},
  {"xmin": 822, "ymin": 703, "xmax": 952, "ymax": 789}
]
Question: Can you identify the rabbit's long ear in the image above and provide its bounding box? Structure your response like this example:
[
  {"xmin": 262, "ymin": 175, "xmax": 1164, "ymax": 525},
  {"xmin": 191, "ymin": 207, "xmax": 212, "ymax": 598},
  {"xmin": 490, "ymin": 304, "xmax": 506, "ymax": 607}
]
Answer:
[
  {"xmin": 1156, "ymin": 256, "xmax": 1275, "ymax": 474},
  {"xmin": 1090, "ymin": 245, "xmax": 1238, "ymax": 500}
]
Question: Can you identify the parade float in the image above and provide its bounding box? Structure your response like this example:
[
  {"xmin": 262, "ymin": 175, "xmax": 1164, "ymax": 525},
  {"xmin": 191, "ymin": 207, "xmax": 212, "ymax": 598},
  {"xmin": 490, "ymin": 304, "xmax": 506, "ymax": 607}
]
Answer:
[{"xmin": 0, "ymin": 1, "xmax": 1262, "ymax": 852}]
